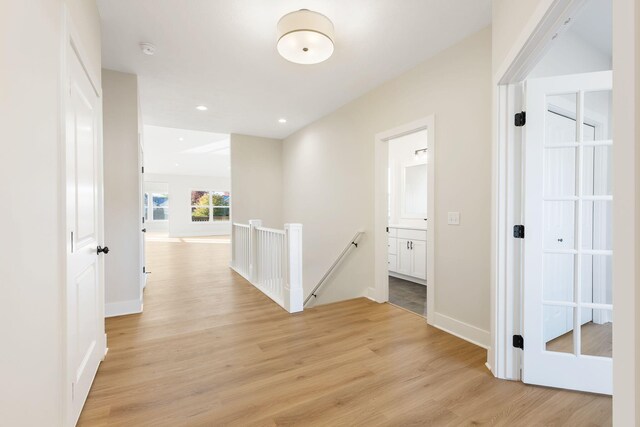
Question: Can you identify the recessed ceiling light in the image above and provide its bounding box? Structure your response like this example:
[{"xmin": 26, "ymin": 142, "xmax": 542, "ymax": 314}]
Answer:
[
  {"xmin": 179, "ymin": 137, "xmax": 184, "ymax": 141},
  {"xmin": 175, "ymin": 163, "xmax": 179, "ymax": 166},
  {"xmin": 196, "ymin": 105, "xmax": 208, "ymax": 111},
  {"xmin": 278, "ymin": 118, "xmax": 287, "ymax": 124}
]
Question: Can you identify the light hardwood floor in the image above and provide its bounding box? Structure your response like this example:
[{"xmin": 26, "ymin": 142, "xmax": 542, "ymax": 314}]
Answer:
[{"xmin": 79, "ymin": 234, "xmax": 612, "ymax": 426}]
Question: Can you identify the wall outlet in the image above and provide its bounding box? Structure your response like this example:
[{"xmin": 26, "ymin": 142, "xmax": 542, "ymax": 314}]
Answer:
[{"xmin": 447, "ymin": 211, "xmax": 460, "ymax": 225}]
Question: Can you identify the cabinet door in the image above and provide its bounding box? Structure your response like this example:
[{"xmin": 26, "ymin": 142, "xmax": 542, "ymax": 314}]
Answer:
[
  {"xmin": 410, "ymin": 240, "xmax": 427, "ymax": 280},
  {"xmin": 396, "ymin": 239, "xmax": 412, "ymax": 275},
  {"xmin": 388, "ymin": 254, "xmax": 397, "ymax": 272},
  {"xmin": 388, "ymin": 237, "xmax": 397, "ymax": 255}
]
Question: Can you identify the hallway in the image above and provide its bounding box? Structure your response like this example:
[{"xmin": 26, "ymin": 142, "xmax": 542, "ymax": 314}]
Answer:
[{"xmin": 78, "ymin": 236, "xmax": 612, "ymax": 426}]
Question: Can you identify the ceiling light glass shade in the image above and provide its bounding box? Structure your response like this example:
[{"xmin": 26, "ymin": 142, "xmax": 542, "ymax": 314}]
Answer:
[{"xmin": 277, "ymin": 9, "xmax": 334, "ymax": 65}]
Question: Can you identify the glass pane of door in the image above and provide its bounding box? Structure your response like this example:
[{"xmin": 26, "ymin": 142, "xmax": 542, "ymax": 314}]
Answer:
[{"xmin": 542, "ymin": 89, "xmax": 613, "ymax": 357}]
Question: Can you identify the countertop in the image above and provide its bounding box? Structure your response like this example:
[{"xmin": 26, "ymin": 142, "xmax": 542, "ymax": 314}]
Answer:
[{"xmin": 388, "ymin": 224, "xmax": 427, "ymax": 231}]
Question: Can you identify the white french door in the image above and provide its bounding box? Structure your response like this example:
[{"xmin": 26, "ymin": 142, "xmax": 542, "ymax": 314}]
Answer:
[
  {"xmin": 66, "ymin": 39, "xmax": 106, "ymax": 423},
  {"xmin": 523, "ymin": 71, "xmax": 612, "ymax": 394}
]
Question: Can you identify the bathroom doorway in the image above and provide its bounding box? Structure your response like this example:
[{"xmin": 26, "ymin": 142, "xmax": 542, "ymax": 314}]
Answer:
[
  {"xmin": 373, "ymin": 117, "xmax": 435, "ymax": 323},
  {"xmin": 387, "ymin": 130, "xmax": 429, "ymax": 317}
]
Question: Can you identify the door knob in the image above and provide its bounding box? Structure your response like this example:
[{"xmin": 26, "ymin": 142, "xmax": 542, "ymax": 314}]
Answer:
[
  {"xmin": 142, "ymin": 228, "xmax": 147, "ymax": 233},
  {"xmin": 97, "ymin": 246, "xmax": 110, "ymax": 254},
  {"xmin": 557, "ymin": 238, "xmax": 563, "ymax": 243}
]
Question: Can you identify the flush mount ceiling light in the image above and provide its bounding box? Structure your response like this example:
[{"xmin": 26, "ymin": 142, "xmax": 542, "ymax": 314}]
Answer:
[
  {"xmin": 195, "ymin": 105, "xmax": 208, "ymax": 111},
  {"xmin": 277, "ymin": 9, "xmax": 334, "ymax": 65},
  {"xmin": 278, "ymin": 118, "xmax": 287, "ymax": 124},
  {"xmin": 140, "ymin": 42, "xmax": 156, "ymax": 56}
]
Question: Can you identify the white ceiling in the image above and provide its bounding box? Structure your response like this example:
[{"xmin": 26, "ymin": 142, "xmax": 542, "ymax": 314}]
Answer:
[
  {"xmin": 98, "ymin": 0, "xmax": 492, "ymax": 139},
  {"xmin": 570, "ymin": 0, "xmax": 612, "ymax": 58},
  {"xmin": 144, "ymin": 125, "xmax": 230, "ymax": 177}
]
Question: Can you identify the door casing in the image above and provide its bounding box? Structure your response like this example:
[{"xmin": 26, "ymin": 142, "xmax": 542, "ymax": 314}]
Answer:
[
  {"xmin": 373, "ymin": 116, "xmax": 435, "ymax": 324},
  {"xmin": 490, "ymin": 0, "xmax": 609, "ymax": 381}
]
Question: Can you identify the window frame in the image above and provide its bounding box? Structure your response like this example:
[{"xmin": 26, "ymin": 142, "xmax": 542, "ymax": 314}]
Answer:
[{"xmin": 189, "ymin": 189, "xmax": 230, "ymax": 223}]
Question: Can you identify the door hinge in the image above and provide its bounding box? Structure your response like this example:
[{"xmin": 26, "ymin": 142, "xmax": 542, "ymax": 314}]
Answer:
[
  {"xmin": 513, "ymin": 225, "xmax": 525, "ymax": 239},
  {"xmin": 143, "ymin": 266, "xmax": 146, "ymax": 274},
  {"xmin": 514, "ymin": 111, "xmax": 526, "ymax": 127},
  {"xmin": 513, "ymin": 334, "xmax": 524, "ymax": 350},
  {"xmin": 386, "ymin": 226, "xmax": 389, "ymax": 232},
  {"xmin": 141, "ymin": 166, "xmax": 145, "ymax": 173}
]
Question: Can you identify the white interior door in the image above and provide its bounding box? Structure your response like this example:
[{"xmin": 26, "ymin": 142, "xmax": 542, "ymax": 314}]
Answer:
[
  {"xmin": 523, "ymin": 71, "xmax": 612, "ymax": 395},
  {"xmin": 66, "ymin": 41, "xmax": 106, "ymax": 424}
]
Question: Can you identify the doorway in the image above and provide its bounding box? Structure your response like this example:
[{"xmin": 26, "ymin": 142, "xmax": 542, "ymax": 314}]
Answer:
[
  {"xmin": 387, "ymin": 130, "xmax": 429, "ymax": 317},
  {"xmin": 374, "ymin": 117, "xmax": 435, "ymax": 324},
  {"xmin": 140, "ymin": 126, "xmax": 232, "ymax": 283},
  {"xmin": 492, "ymin": 0, "xmax": 613, "ymax": 395}
]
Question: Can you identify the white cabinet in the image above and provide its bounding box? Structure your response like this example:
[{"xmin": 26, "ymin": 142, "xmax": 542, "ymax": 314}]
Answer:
[
  {"xmin": 388, "ymin": 237, "xmax": 397, "ymax": 254},
  {"xmin": 387, "ymin": 226, "xmax": 427, "ymax": 281},
  {"xmin": 388, "ymin": 254, "xmax": 397, "ymax": 271},
  {"xmin": 410, "ymin": 240, "xmax": 426, "ymax": 279},
  {"xmin": 397, "ymin": 239, "xmax": 413, "ymax": 275}
]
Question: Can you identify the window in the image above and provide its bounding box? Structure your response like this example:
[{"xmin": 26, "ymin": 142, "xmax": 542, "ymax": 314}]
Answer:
[
  {"xmin": 152, "ymin": 193, "xmax": 169, "ymax": 221},
  {"xmin": 143, "ymin": 193, "xmax": 149, "ymax": 221},
  {"xmin": 191, "ymin": 190, "xmax": 230, "ymax": 222}
]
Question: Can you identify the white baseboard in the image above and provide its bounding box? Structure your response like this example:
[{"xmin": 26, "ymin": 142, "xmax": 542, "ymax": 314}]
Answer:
[
  {"xmin": 105, "ymin": 299, "xmax": 143, "ymax": 318},
  {"xmin": 485, "ymin": 361, "xmax": 493, "ymax": 374},
  {"xmin": 366, "ymin": 286, "xmax": 380, "ymax": 302},
  {"xmin": 432, "ymin": 312, "xmax": 490, "ymax": 349},
  {"xmin": 229, "ymin": 265, "xmax": 252, "ymax": 283}
]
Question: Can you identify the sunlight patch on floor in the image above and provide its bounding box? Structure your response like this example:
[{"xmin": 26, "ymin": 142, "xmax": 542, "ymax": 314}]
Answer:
[{"xmin": 146, "ymin": 234, "xmax": 230, "ymax": 244}]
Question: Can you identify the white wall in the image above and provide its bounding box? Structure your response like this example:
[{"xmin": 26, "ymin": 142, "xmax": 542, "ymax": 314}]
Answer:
[
  {"xmin": 144, "ymin": 173, "xmax": 231, "ymax": 237},
  {"xmin": 103, "ymin": 69, "xmax": 143, "ymax": 317},
  {"xmin": 0, "ymin": 1, "xmax": 101, "ymax": 425},
  {"xmin": 613, "ymin": 0, "xmax": 640, "ymax": 423},
  {"xmin": 388, "ymin": 130, "xmax": 429, "ymax": 228},
  {"xmin": 492, "ymin": 0, "xmax": 555, "ymax": 77},
  {"xmin": 230, "ymin": 134, "xmax": 284, "ymax": 228},
  {"xmin": 282, "ymin": 28, "xmax": 492, "ymax": 343},
  {"xmin": 529, "ymin": 30, "xmax": 611, "ymax": 78}
]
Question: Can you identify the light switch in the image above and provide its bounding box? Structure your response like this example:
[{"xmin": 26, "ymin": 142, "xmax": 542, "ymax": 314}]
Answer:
[{"xmin": 447, "ymin": 212, "xmax": 460, "ymax": 225}]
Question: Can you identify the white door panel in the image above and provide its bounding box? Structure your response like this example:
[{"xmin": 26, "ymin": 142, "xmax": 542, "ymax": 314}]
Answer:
[
  {"xmin": 66, "ymin": 42, "xmax": 105, "ymax": 425},
  {"xmin": 523, "ymin": 71, "xmax": 612, "ymax": 395}
]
